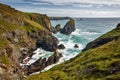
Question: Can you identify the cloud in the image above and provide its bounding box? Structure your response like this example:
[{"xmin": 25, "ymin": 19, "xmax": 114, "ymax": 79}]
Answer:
[
  {"xmin": 0, "ymin": 0, "xmax": 120, "ymax": 17},
  {"xmin": 71, "ymin": 4, "xmax": 93, "ymax": 8},
  {"xmin": 35, "ymin": 0, "xmax": 120, "ymax": 5},
  {"xmin": 16, "ymin": 6, "xmax": 120, "ymax": 17}
]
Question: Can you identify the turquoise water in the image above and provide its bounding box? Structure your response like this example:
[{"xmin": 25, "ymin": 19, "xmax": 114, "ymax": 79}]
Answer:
[{"xmin": 51, "ymin": 18, "xmax": 120, "ymax": 61}]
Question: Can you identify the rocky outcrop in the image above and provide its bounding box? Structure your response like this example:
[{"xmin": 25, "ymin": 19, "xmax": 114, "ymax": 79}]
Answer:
[
  {"xmin": 46, "ymin": 51, "xmax": 63, "ymax": 66},
  {"xmin": 74, "ymin": 44, "xmax": 79, "ymax": 48},
  {"xmin": 49, "ymin": 17, "xmax": 70, "ymax": 20},
  {"xmin": 36, "ymin": 35, "xmax": 59, "ymax": 52},
  {"xmin": 116, "ymin": 23, "xmax": 120, "ymax": 28},
  {"xmin": 25, "ymin": 51, "xmax": 63, "ymax": 75},
  {"xmin": 25, "ymin": 13, "xmax": 52, "ymax": 31},
  {"xmin": 82, "ymin": 36, "xmax": 119, "ymax": 51},
  {"xmin": 58, "ymin": 44, "xmax": 65, "ymax": 49},
  {"xmin": 52, "ymin": 24, "xmax": 61, "ymax": 34},
  {"xmin": 60, "ymin": 18, "xmax": 75, "ymax": 35}
]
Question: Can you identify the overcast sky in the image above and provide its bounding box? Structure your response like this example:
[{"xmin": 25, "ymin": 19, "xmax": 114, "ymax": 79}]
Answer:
[{"xmin": 1, "ymin": 0, "xmax": 120, "ymax": 17}]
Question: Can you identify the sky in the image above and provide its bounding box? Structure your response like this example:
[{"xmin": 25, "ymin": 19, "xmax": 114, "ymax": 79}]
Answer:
[{"xmin": 0, "ymin": 0, "xmax": 120, "ymax": 17}]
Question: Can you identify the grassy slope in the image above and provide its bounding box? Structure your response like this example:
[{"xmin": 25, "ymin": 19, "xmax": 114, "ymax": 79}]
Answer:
[
  {"xmin": 25, "ymin": 25, "xmax": 120, "ymax": 80},
  {"xmin": 0, "ymin": 3, "xmax": 51, "ymax": 77},
  {"xmin": 0, "ymin": 3, "xmax": 48, "ymax": 48}
]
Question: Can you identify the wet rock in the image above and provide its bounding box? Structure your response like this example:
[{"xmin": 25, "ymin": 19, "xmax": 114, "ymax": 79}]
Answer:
[
  {"xmin": 25, "ymin": 50, "xmax": 63, "ymax": 75},
  {"xmin": 116, "ymin": 23, "xmax": 120, "ymax": 28},
  {"xmin": 52, "ymin": 24, "xmax": 61, "ymax": 34},
  {"xmin": 74, "ymin": 44, "xmax": 79, "ymax": 48},
  {"xmin": 60, "ymin": 18, "xmax": 75, "ymax": 35},
  {"xmin": 46, "ymin": 50, "xmax": 63, "ymax": 66},
  {"xmin": 36, "ymin": 35, "xmax": 59, "ymax": 52},
  {"xmin": 58, "ymin": 44, "xmax": 65, "ymax": 49},
  {"xmin": 25, "ymin": 57, "xmax": 46, "ymax": 74}
]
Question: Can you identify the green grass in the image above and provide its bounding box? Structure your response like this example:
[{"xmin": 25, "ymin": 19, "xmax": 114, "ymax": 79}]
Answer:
[
  {"xmin": 24, "ymin": 18, "xmax": 45, "ymax": 31},
  {"xmin": 0, "ymin": 39, "xmax": 9, "ymax": 49},
  {"xmin": 98, "ymin": 26, "xmax": 120, "ymax": 39},
  {"xmin": 0, "ymin": 54, "xmax": 9, "ymax": 65}
]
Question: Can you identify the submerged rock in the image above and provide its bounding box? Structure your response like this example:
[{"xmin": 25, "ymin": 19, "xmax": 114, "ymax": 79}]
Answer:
[
  {"xmin": 60, "ymin": 18, "xmax": 75, "ymax": 35},
  {"xmin": 58, "ymin": 44, "xmax": 65, "ymax": 49},
  {"xmin": 74, "ymin": 44, "xmax": 79, "ymax": 48}
]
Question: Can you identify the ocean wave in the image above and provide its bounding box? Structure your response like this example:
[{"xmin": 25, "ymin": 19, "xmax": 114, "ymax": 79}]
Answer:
[
  {"xmin": 72, "ymin": 29, "xmax": 81, "ymax": 36},
  {"xmin": 81, "ymin": 31, "xmax": 99, "ymax": 35}
]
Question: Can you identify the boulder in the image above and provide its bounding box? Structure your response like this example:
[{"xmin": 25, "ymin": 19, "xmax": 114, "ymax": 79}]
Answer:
[
  {"xmin": 52, "ymin": 24, "xmax": 61, "ymax": 34},
  {"xmin": 74, "ymin": 44, "xmax": 79, "ymax": 48},
  {"xmin": 25, "ymin": 57, "xmax": 47, "ymax": 74},
  {"xmin": 58, "ymin": 44, "xmax": 65, "ymax": 49},
  {"xmin": 36, "ymin": 35, "xmax": 59, "ymax": 52},
  {"xmin": 117, "ymin": 23, "xmax": 120, "ymax": 28},
  {"xmin": 60, "ymin": 18, "xmax": 75, "ymax": 35},
  {"xmin": 46, "ymin": 51, "xmax": 63, "ymax": 66},
  {"xmin": 25, "ymin": 50, "xmax": 63, "ymax": 75}
]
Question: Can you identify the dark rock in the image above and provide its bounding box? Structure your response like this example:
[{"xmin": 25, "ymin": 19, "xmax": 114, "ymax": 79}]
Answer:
[
  {"xmin": 36, "ymin": 35, "xmax": 59, "ymax": 52},
  {"xmin": 82, "ymin": 36, "xmax": 119, "ymax": 51},
  {"xmin": 25, "ymin": 50, "xmax": 63, "ymax": 75},
  {"xmin": 25, "ymin": 57, "xmax": 47, "ymax": 74},
  {"xmin": 49, "ymin": 17, "xmax": 70, "ymax": 20},
  {"xmin": 60, "ymin": 18, "xmax": 75, "ymax": 35},
  {"xmin": 58, "ymin": 44, "xmax": 65, "ymax": 49},
  {"xmin": 46, "ymin": 54, "xmax": 54, "ymax": 65},
  {"xmin": 74, "ymin": 44, "xmax": 79, "ymax": 48},
  {"xmin": 52, "ymin": 24, "xmax": 61, "ymax": 34},
  {"xmin": 116, "ymin": 23, "xmax": 120, "ymax": 28},
  {"xmin": 46, "ymin": 50, "xmax": 63, "ymax": 66}
]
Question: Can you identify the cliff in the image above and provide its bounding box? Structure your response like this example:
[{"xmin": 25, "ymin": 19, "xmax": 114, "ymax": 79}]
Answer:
[
  {"xmin": 49, "ymin": 16, "xmax": 70, "ymax": 20},
  {"xmin": 60, "ymin": 18, "xmax": 75, "ymax": 35},
  {"xmin": 25, "ymin": 24, "xmax": 120, "ymax": 80},
  {"xmin": 0, "ymin": 3, "xmax": 59, "ymax": 80}
]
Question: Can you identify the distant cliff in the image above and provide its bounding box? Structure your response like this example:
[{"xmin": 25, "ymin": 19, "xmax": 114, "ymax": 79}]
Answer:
[
  {"xmin": 25, "ymin": 23, "xmax": 120, "ymax": 80},
  {"xmin": 49, "ymin": 16, "xmax": 70, "ymax": 20}
]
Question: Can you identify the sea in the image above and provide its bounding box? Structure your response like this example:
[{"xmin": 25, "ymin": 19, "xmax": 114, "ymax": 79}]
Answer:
[
  {"xmin": 21, "ymin": 18, "xmax": 120, "ymax": 74},
  {"xmin": 51, "ymin": 18, "xmax": 120, "ymax": 62}
]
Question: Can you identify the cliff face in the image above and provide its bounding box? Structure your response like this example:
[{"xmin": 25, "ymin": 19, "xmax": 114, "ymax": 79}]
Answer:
[
  {"xmin": 25, "ymin": 24, "xmax": 120, "ymax": 80},
  {"xmin": 60, "ymin": 18, "xmax": 75, "ymax": 35},
  {"xmin": 0, "ymin": 3, "xmax": 58, "ymax": 80},
  {"xmin": 25, "ymin": 13, "xmax": 52, "ymax": 31}
]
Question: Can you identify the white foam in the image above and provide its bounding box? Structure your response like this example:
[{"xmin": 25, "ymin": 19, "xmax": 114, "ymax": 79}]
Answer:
[
  {"xmin": 20, "ymin": 48, "xmax": 54, "ymax": 66},
  {"xmin": 72, "ymin": 29, "xmax": 81, "ymax": 36},
  {"xmin": 81, "ymin": 31, "xmax": 99, "ymax": 35}
]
